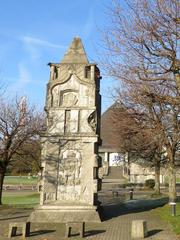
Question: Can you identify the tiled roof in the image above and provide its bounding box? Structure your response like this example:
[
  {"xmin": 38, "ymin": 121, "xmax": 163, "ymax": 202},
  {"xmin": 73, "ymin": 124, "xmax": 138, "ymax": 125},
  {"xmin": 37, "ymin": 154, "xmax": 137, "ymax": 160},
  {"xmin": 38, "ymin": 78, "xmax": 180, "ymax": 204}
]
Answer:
[{"xmin": 100, "ymin": 103, "xmax": 123, "ymax": 152}]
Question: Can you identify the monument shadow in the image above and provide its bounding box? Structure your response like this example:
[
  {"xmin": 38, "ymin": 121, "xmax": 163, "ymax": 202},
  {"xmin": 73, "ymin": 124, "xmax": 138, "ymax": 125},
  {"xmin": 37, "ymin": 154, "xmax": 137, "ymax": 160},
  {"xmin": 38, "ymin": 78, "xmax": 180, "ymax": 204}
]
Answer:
[{"xmin": 99, "ymin": 196, "xmax": 169, "ymax": 221}]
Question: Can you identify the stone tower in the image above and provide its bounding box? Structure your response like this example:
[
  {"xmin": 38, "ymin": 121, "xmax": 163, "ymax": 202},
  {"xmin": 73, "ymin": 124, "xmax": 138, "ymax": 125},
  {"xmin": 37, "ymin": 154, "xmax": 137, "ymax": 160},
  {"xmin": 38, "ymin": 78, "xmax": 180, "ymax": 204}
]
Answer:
[{"xmin": 29, "ymin": 37, "xmax": 102, "ymax": 222}]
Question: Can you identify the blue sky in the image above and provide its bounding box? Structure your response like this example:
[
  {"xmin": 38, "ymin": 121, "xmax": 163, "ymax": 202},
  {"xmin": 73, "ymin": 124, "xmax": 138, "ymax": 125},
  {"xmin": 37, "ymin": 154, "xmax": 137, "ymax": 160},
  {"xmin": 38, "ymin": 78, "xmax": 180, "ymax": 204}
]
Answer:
[{"xmin": 0, "ymin": 0, "xmax": 120, "ymax": 112}]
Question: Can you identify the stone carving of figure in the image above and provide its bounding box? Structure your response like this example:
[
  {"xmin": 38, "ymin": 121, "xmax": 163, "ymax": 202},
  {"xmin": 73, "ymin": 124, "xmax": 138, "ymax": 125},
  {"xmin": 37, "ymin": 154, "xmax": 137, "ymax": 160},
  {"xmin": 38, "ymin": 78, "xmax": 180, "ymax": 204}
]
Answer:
[{"xmin": 59, "ymin": 150, "xmax": 81, "ymax": 188}]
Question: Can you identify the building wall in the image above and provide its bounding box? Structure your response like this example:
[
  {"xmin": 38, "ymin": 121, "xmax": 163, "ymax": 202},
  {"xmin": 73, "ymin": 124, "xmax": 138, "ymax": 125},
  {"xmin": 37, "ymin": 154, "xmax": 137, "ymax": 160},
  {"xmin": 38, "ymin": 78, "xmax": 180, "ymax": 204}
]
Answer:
[
  {"xmin": 129, "ymin": 162, "xmax": 165, "ymax": 184},
  {"xmin": 99, "ymin": 150, "xmax": 168, "ymax": 183}
]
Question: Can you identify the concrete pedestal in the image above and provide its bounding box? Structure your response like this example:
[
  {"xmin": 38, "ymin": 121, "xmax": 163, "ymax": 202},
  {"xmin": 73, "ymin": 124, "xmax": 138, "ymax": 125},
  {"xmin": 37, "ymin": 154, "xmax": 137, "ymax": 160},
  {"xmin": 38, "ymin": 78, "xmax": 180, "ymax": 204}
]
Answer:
[{"xmin": 29, "ymin": 204, "xmax": 101, "ymax": 223}]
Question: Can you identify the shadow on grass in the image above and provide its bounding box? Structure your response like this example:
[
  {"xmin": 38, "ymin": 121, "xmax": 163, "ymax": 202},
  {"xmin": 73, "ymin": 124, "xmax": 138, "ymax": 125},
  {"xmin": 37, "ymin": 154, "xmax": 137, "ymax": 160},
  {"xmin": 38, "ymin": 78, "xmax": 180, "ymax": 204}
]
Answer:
[{"xmin": 100, "ymin": 197, "xmax": 169, "ymax": 221}]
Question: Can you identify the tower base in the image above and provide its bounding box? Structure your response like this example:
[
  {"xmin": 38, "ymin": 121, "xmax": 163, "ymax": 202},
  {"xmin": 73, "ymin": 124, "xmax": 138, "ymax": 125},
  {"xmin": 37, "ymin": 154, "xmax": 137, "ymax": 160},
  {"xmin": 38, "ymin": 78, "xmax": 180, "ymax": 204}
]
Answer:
[{"xmin": 28, "ymin": 204, "xmax": 101, "ymax": 223}]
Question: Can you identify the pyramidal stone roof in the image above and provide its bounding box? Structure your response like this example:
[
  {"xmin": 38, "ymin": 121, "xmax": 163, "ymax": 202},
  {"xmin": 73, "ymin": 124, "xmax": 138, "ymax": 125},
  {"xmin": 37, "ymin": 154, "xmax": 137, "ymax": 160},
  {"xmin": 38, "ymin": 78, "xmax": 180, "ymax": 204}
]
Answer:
[{"xmin": 61, "ymin": 37, "xmax": 89, "ymax": 64}]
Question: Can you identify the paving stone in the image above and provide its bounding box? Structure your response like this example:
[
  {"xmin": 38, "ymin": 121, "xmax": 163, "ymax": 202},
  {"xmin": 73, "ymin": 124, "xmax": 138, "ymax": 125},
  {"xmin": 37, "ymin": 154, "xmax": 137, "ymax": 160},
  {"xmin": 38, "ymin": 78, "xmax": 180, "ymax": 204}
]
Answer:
[{"xmin": 0, "ymin": 194, "xmax": 178, "ymax": 240}]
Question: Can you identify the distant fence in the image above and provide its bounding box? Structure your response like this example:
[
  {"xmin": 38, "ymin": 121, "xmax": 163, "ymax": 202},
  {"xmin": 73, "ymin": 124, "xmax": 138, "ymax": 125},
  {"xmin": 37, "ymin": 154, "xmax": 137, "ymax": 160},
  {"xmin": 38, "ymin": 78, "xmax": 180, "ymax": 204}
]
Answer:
[{"xmin": 3, "ymin": 184, "xmax": 38, "ymax": 191}]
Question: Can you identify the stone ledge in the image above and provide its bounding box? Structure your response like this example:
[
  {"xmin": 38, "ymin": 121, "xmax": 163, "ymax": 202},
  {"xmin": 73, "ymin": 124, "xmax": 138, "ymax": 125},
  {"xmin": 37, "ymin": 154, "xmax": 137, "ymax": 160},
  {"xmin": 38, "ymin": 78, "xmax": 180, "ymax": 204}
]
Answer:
[
  {"xmin": 38, "ymin": 205, "xmax": 97, "ymax": 210},
  {"xmin": 28, "ymin": 208, "xmax": 101, "ymax": 223}
]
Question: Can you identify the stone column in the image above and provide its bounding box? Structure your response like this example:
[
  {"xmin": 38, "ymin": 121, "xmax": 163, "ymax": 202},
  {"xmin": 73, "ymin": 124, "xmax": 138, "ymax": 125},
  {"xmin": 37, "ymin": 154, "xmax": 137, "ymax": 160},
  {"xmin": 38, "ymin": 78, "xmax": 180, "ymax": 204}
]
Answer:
[
  {"xmin": 104, "ymin": 152, "xmax": 108, "ymax": 162},
  {"xmin": 50, "ymin": 65, "xmax": 55, "ymax": 80},
  {"xmin": 91, "ymin": 65, "xmax": 95, "ymax": 81},
  {"xmin": 104, "ymin": 152, "xmax": 109, "ymax": 175}
]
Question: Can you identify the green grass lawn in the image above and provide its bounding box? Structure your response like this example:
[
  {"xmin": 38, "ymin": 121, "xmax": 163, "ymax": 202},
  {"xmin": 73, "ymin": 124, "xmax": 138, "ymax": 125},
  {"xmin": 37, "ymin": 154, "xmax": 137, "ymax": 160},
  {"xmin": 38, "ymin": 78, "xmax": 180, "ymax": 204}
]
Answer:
[
  {"xmin": 4, "ymin": 176, "xmax": 38, "ymax": 185},
  {"xmin": 2, "ymin": 192, "xmax": 40, "ymax": 208},
  {"xmin": 164, "ymin": 177, "xmax": 180, "ymax": 183},
  {"xmin": 154, "ymin": 201, "xmax": 180, "ymax": 234}
]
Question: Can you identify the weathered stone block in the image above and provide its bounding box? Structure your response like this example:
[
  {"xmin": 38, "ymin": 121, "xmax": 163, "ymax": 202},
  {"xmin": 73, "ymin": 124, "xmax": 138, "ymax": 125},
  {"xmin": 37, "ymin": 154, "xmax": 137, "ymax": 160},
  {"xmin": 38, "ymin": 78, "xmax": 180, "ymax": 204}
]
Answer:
[
  {"xmin": 131, "ymin": 220, "xmax": 148, "ymax": 239},
  {"xmin": 8, "ymin": 222, "xmax": 30, "ymax": 238},
  {"xmin": 65, "ymin": 222, "xmax": 85, "ymax": 238}
]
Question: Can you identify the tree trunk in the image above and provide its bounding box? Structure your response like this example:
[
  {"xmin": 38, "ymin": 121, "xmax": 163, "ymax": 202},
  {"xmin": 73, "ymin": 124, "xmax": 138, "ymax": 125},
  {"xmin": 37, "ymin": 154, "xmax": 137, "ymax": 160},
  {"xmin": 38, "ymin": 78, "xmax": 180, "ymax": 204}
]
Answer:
[
  {"xmin": 0, "ymin": 168, "xmax": 5, "ymax": 205},
  {"xmin": 154, "ymin": 160, "xmax": 160, "ymax": 195},
  {"xmin": 174, "ymin": 64, "xmax": 180, "ymax": 95},
  {"xmin": 168, "ymin": 161, "xmax": 176, "ymax": 202},
  {"xmin": 127, "ymin": 152, "xmax": 131, "ymax": 181}
]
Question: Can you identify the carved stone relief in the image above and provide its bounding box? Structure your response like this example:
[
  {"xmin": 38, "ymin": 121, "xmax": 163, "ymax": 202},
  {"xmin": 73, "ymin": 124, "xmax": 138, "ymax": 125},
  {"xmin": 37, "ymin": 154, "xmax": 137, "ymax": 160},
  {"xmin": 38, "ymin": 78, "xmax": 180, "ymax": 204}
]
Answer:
[
  {"xmin": 51, "ymin": 83, "xmax": 80, "ymax": 108},
  {"xmin": 61, "ymin": 91, "xmax": 78, "ymax": 107},
  {"xmin": 47, "ymin": 111, "xmax": 65, "ymax": 134},
  {"xmin": 48, "ymin": 116, "xmax": 53, "ymax": 128},
  {"xmin": 87, "ymin": 111, "xmax": 97, "ymax": 133},
  {"xmin": 51, "ymin": 85, "xmax": 60, "ymax": 107},
  {"xmin": 45, "ymin": 192, "xmax": 56, "ymax": 201},
  {"xmin": 57, "ymin": 146, "xmax": 82, "ymax": 201}
]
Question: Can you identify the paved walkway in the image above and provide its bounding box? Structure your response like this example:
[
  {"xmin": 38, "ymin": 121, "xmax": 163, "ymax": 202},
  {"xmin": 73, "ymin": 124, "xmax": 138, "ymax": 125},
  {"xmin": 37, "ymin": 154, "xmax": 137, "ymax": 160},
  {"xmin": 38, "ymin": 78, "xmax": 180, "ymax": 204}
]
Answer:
[{"xmin": 0, "ymin": 195, "xmax": 178, "ymax": 240}]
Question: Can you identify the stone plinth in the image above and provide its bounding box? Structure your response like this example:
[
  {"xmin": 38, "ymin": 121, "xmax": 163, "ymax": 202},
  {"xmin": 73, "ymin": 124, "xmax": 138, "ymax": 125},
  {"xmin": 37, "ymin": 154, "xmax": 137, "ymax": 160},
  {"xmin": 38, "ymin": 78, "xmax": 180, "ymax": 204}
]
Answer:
[
  {"xmin": 29, "ymin": 204, "xmax": 100, "ymax": 223},
  {"xmin": 131, "ymin": 220, "xmax": 148, "ymax": 239}
]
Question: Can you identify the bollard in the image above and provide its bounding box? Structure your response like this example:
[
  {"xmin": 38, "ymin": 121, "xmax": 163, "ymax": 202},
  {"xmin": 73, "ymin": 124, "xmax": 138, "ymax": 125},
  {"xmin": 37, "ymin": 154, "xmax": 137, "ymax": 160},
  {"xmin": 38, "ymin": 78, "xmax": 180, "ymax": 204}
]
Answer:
[
  {"xmin": 129, "ymin": 188, "xmax": 134, "ymax": 200},
  {"xmin": 169, "ymin": 202, "xmax": 176, "ymax": 216}
]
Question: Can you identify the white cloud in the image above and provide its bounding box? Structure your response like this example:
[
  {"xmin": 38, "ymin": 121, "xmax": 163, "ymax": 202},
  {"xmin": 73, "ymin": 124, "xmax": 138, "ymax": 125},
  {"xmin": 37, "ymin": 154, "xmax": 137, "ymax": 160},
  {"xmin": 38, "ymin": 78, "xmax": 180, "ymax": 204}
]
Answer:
[
  {"xmin": 18, "ymin": 62, "xmax": 31, "ymax": 84},
  {"xmin": 19, "ymin": 35, "xmax": 67, "ymax": 61},
  {"xmin": 83, "ymin": 8, "xmax": 94, "ymax": 39},
  {"xmin": 21, "ymin": 36, "xmax": 66, "ymax": 49},
  {"xmin": 7, "ymin": 62, "xmax": 32, "ymax": 94}
]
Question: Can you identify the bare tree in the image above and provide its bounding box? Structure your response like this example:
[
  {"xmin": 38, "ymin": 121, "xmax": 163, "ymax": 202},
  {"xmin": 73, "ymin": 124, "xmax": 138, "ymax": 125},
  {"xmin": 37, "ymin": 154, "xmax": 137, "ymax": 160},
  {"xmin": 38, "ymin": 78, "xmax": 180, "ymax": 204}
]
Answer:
[
  {"xmin": 110, "ymin": 101, "xmax": 165, "ymax": 195},
  {"xmin": 101, "ymin": 0, "xmax": 180, "ymax": 201},
  {"xmin": 10, "ymin": 139, "xmax": 41, "ymax": 175},
  {"xmin": 0, "ymin": 97, "xmax": 43, "ymax": 204},
  {"xmin": 112, "ymin": 80, "xmax": 180, "ymax": 200}
]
